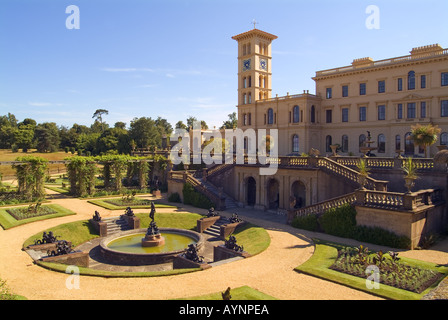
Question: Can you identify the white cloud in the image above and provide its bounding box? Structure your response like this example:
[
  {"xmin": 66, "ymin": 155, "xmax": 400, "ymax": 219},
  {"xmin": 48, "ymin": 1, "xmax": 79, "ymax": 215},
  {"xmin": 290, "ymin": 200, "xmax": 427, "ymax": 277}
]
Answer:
[
  {"xmin": 101, "ymin": 67, "xmax": 155, "ymax": 72},
  {"xmin": 28, "ymin": 102, "xmax": 65, "ymax": 107}
]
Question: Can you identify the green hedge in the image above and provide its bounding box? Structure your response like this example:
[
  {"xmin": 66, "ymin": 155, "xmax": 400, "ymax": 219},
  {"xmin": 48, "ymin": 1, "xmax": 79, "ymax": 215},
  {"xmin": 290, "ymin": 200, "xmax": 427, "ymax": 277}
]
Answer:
[
  {"xmin": 182, "ymin": 183, "xmax": 214, "ymax": 209},
  {"xmin": 291, "ymin": 204, "xmax": 411, "ymax": 249}
]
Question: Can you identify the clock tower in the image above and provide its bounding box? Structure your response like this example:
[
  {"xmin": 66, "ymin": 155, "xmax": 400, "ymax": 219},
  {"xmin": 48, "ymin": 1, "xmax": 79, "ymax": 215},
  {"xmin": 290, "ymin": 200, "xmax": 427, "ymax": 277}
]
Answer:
[{"xmin": 232, "ymin": 28, "xmax": 278, "ymax": 107}]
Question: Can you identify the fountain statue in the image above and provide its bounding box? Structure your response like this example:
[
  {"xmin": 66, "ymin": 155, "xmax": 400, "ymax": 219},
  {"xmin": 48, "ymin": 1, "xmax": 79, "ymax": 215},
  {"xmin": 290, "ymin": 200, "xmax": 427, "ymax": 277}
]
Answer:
[
  {"xmin": 360, "ymin": 131, "xmax": 377, "ymax": 157},
  {"xmin": 141, "ymin": 201, "xmax": 165, "ymax": 247}
]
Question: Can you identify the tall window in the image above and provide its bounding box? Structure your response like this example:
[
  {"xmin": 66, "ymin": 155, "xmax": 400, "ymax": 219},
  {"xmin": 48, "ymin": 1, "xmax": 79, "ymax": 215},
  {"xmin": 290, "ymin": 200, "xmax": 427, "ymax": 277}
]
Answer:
[
  {"xmin": 441, "ymin": 72, "xmax": 448, "ymax": 86},
  {"xmin": 243, "ymin": 114, "xmax": 247, "ymax": 126},
  {"xmin": 378, "ymin": 80, "xmax": 385, "ymax": 93},
  {"xmin": 342, "ymin": 108, "xmax": 349, "ymax": 122},
  {"xmin": 292, "ymin": 134, "xmax": 299, "ymax": 153},
  {"xmin": 267, "ymin": 108, "xmax": 274, "ymax": 124},
  {"xmin": 326, "ymin": 135, "xmax": 332, "ymax": 152},
  {"xmin": 293, "ymin": 105, "xmax": 300, "ymax": 123},
  {"xmin": 326, "ymin": 88, "xmax": 332, "ymax": 99},
  {"xmin": 408, "ymin": 71, "xmax": 415, "ymax": 90},
  {"xmin": 441, "ymin": 132, "xmax": 448, "ymax": 146},
  {"xmin": 395, "ymin": 135, "xmax": 401, "ymax": 151},
  {"xmin": 326, "ymin": 110, "xmax": 332, "ymax": 123},
  {"xmin": 248, "ymin": 76, "xmax": 252, "ymax": 88},
  {"xmin": 420, "ymin": 101, "xmax": 426, "ymax": 118},
  {"xmin": 405, "ymin": 132, "xmax": 414, "ymax": 155},
  {"xmin": 359, "ymin": 107, "xmax": 366, "ymax": 121},
  {"xmin": 441, "ymin": 100, "xmax": 448, "ymax": 117},
  {"xmin": 359, "ymin": 83, "xmax": 366, "ymax": 95},
  {"xmin": 310, "ymin": 105, "xmax": 316, "ymax": 123},
  {"xmin": 378, "ymin": 105, "xmax": 386, "ymax": 120},
  {"xmin": 421, "ymin": 75, "xmax": 426, "ymax": 89},
  {"xmin": 398, "ymin": 78, "xmax": 403, "ymax": 91},
  {"xmin": 341, "ymin": 135, "xmax": 348, "ymax": 153},
  {"xmin": 378, "ymin": 134, "xmax": 386, "ymax": 153},
  {"xmin": 397, "ymin": 104, "xmax": 403, "ymax": 119},
  {"xmin": 359, "ymin": 134, "xmax": 366, "ymax": 152},
  {"xmin": 342, "ymin": 85, "xmax": 348, "ymax": 97},
  {"xmin": 248, "ymin": 93, "xmax": 252, "ymax": 104},
  {"xmin": 407, "ymin": 103, "xmax": 416, "ymax": 119}
]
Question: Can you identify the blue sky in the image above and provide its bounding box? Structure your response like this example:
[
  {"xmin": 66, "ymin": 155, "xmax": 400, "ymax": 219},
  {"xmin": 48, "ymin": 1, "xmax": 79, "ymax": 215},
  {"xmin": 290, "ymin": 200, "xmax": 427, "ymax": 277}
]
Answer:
[{"xmin": 1, "ymin": 0, "xmax": 447, "ymax": 130}]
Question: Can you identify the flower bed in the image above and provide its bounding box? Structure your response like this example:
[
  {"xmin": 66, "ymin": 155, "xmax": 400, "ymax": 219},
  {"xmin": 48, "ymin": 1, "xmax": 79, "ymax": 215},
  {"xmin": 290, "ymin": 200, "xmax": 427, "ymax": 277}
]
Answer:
[
  {"xmin": 6, "ymin": 205, "xmax": 57, "ymax": 221},
  {"xmin": 103, "ymin": 198, "xmax": 152, "ymax": 207},
  {"xmin": 330, "ymin": 245, "xmax": 444, "ymax": 294}
]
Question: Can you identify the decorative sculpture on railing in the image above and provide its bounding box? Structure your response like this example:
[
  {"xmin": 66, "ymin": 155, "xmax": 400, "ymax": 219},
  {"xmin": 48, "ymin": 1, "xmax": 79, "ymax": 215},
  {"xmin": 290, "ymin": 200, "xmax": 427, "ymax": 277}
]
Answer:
[
  {"xmin": 34, "ymin": 231, "xmax": 59, "ymax": 245},
  {"xmin": 124, "ymin": 206, "xmax": 134, "ymax": 217},
  {"xmin": 207, "ymin": 207, "xmax": 218, "ymax": 217},
  {"xmin": 184, "ymin": 243, "xmax": 204, "ymax": 263},
  {"xmin": 229, "ymin": 213, "xmax": 243, "ymax": 224},
  {"xmin": 224, "ymin": 235, "xmax": 244, "ymax": 252},
  {"xmin": 46, "ymin": 240, "xmax": 74, "ymax": 257},
  {"xmin": 92, "ymin": 210, "xmax": 102, "ymax": 222}
]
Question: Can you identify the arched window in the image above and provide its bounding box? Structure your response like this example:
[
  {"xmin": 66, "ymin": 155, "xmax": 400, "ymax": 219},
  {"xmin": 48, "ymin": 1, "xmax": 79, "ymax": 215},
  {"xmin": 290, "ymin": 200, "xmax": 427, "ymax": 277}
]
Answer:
[
  {"xmin": 341, "ymin": 135, "xmax": 348, "ymax": 153},
  {"xmin": 408, "ymin": 71, "xmax": 415, "ymax": 90},
  {"xmin": 441, "ymin": 132, "xmax": 448, "ymax": 146},
  {"xmin": 293, "ymin": 105, "xmax": 300, "ymax": 123},
  {"xmin": 267, "ymin": 108, "xmax": 274, "ymax": 124},
  {"xmin": 395, "ymin": 135, "xmax": 401, "ymax": 151},
  {"xmin": 378, "ymin": 134, "xmax": 386, "ymax": 153},
  {"xmin": 326, "ymin": 135, "xmax": 332, "ymax": 152},
  {"xmin": 359, "ymin": 134, "xmax": 366, "ymax": 152},
  {"xmin": 405, "ymin": 132, "xmax": 414, "ymax": 155},
  {"xmin": 310, "ymin": 105, "xmax": 315, "ymax": 123},
  {"xmin": 292, "ymin": 134, "xmax": 299, "ymax": 153}
]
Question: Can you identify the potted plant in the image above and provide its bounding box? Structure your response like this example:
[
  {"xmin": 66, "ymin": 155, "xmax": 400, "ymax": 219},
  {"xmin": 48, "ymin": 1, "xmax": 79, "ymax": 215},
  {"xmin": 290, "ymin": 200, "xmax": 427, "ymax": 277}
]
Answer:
[
  {"xmin": 356, "ymin": 158, "xmax": 370, "ymax": 189},
  {"xmin": 402, "ymin": 157, "xmax": 417, "ymax": 193}
]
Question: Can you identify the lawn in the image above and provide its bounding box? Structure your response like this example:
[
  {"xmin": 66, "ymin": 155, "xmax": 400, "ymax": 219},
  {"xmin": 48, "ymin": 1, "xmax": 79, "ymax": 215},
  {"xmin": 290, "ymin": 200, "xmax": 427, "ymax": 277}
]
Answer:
[
  {"xmin": 295, "ymin": 239, "xmax": 448, "ymax": 300},
  {"xmin": 0, "ymin": 149, "xmax": 73, "ymax": 179},
  {"xmin": 88, "ymin": 198, "xmax": 176, "ymax": 210},
  {"xmin": 178, "ymin": 285, "xmax": 277, "ymax": 300},
  {"xmin": 0, "ymin": 204, "xmax": 76, "ymax": 230}
]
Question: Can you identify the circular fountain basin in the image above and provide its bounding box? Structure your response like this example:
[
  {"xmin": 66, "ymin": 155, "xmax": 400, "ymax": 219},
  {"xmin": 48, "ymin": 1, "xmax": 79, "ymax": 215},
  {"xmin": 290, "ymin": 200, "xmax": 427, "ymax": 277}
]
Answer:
[{"xmin": 99, "ymin": 228, "xmax": 204, "ymax": 266}]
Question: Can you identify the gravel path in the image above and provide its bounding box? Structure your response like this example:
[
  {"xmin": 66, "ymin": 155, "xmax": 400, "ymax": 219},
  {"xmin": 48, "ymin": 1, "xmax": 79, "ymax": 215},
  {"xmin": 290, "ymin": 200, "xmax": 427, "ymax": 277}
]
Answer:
[{"xmin": 0, "ymin": 189, "xmax": 447, "ymax": 300}]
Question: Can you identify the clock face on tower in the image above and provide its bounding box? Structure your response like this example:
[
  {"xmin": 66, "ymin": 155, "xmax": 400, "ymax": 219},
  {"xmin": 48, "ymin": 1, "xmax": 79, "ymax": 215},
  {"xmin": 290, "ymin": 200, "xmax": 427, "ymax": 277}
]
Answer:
[
  {"xmin": 242, "ymin": 59, "xmax": 251, "ymax": 71},
  {"xmin": 259, "ymin": 59, "xmax": 267, "ymax": 70}
]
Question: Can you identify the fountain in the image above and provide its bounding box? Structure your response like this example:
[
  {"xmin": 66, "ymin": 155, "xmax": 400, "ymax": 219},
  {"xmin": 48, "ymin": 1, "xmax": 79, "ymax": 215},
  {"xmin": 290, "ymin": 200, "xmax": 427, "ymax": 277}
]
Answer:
[
  {"xmin": 98, "ymin": 202, "xmax": 204, "ymax": 265},
  {"xmin": 141, "ymin": 202, "xmax": 165, "ymax": 247},
  {"xmin": 360, "ymin": 131, "xmax": 377, "ymax": 157}
]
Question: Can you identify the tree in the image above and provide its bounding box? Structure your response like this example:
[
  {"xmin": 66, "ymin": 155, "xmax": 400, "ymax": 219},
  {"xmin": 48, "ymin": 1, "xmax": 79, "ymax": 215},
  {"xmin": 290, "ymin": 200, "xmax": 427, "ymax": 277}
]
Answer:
[
  {"xmin": 175, "ymin": 121, "xmax": 187, "ymax": 130},
  {"xmin": 221, "ymin": 112, "xmax": 238, "ymax": 129},
  {"xmin": 0, "ymin": 113, "xmax": 18, "ymax": 149},
  {"xmin": 410, "ymin": 124, "xmax": 441, "ymax": 157},
  {"xmin": 92, "ymin": 109, "xmax": 109, "ymax": 132},
  {"xmin": 14, "ymin": 123, "xmax": 35, "ymax": 152},
  {"xmin": 34, "ymin": 122, "xmax": 60, "ymax": 153},
  {"xmin": 129, "ymin": 117, "xmax": 160, "ymax": 149}
]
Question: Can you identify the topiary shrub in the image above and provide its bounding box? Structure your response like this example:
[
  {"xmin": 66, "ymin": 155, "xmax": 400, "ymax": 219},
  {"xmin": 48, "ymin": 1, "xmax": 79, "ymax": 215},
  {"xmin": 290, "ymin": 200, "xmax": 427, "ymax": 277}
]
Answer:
[
  {"xmin": 318, "ymin": 204, "xmax": 357, "ymax": 238},
  {"xmin": 291, "ymin": 214, "xmax": 319, "ymax": 232}
]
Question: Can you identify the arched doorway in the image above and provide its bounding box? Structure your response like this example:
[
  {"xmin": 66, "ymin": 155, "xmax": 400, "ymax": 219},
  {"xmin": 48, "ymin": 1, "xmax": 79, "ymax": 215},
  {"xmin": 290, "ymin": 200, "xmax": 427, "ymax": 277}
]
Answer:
[
  {"xmin": 246, "ymin": 177, "xmax": 256, "ymax": 206},
  {"xmin": 291, "ymin": 180, "xmax": 306, "ymax": 209},
  {"xmin": 267, "ymin": 178, "xmax": 279, "ymax": 210}
]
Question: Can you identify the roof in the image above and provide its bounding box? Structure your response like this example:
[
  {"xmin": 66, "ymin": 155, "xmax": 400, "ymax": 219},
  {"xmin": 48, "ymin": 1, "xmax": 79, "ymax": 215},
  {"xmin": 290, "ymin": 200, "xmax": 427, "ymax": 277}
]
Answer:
[{"xmin": 231, "ymin": 28, "xmax": 278, "ymax": 42}]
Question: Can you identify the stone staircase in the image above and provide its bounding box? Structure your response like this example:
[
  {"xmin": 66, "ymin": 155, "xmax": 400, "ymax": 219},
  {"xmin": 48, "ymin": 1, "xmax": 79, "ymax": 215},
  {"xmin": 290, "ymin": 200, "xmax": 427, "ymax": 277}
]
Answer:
[
  {"xmin": 202, "ymin": 217, "xmax": 229, "ymax": 238},
  {"xmin": 197, "ymin": 178, "xmax": 239, "ymax": 210},
  {"xmin": 102, "ymin": 216, "xmax": 131, "ymax": 235}
]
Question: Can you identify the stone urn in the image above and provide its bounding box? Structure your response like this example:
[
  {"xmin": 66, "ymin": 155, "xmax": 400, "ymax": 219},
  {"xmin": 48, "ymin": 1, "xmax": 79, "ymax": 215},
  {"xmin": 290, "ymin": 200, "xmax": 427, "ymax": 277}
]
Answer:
[{"xmin": 404, "ymin": 177, "xmax": 416, "ymax": 194}]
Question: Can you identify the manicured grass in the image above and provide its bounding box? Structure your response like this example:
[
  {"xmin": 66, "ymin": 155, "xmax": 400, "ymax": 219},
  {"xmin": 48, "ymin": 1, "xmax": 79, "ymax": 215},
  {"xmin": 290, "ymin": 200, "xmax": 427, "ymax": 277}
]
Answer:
[
  {"xmin": 36, "ymin": 261, "xmax": 201, "ymax": 278},
  {"xmin": 178, "ymin": 285, "xmax": 278, "ymax": 300},
  {"xmin": 0, "ymin": 204, "xmax": 76, "ymax": 230},
  {"xmin": 87, "ymin": 198, "xmax": 176, "ymax": 210},
  {"xmin": 295, "ymin": 239, "xmax": 448, "ymax": 300},
  {"xmin": 232, "ymin": 223, "xmax": 271, "ymax": 256}
]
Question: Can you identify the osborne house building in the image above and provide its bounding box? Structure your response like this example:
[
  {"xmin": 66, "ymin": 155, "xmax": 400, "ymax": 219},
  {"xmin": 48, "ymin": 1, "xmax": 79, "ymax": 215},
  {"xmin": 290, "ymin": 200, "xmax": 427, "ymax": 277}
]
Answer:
[
  {"xmin": 233, "ymin": 28, "xmax": 448, "ymax": 157},
  {"xmin": 167, "ymin": 28, "xmax": 448, "ymax": 249}
]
